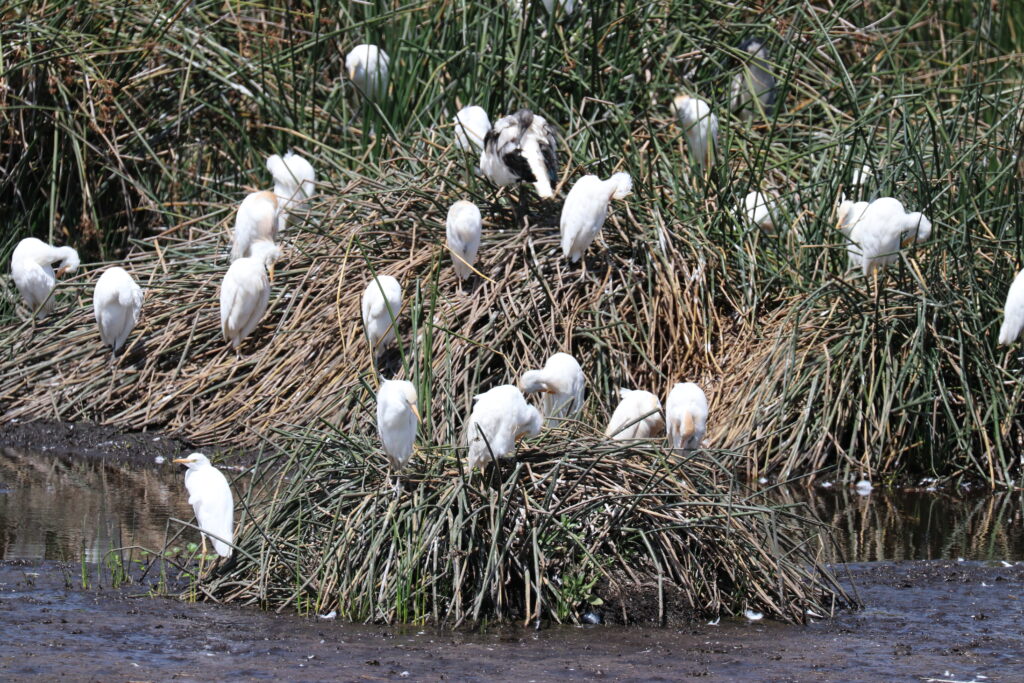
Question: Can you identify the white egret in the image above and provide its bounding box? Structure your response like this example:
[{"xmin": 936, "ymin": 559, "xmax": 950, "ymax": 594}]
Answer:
[
  {"xmin": 267, "ymin": 152, "xmax": 315, "ymax": 232},
  {"xmin": 998, "ymin": 269, "xmax": 1024, "ymax": 345},
  {"xmin": 376, "ymin": 378, "xmax": 421, "ymax": 477},
  {"xmin": 665, "ymin": 382, "xmax": 709, "ymax": 451},
  {"xmin": 10, "ymin": 237, "xmax": 80, "ymax": 319},
  {"xmin": 361, "ymin": 275, "xmax": 403, "ymax": 359},
  {"xmin": 92, "ymin": 266, "xmax": 143, "ymax": 356},
  {"xmin": 466, "ymin": 384, "xmax": 542, "ymax": 470},
  {"xmin": 671, "ymin": 95, "xmax": 718, "ymax": 172},
  {"xmin": 605, "ymin": 388, "xmax": 664, "ymax": 440},
  {"xmin": 480, "ymin": 109, "xmax": 559, "ymax": 199},
  {"xmin": 560, "ymin": 172, "xmax": 632, "ymax": 264},
  {"xmin": 446, "ymin": 201, "xmax": 483, "ymax": 282},
  {"xmin": 743, "ymin": 191, "xmax": 777, "ymax": 232},
  {"xmin": 220, "ymin": 240, "xmax": 279, "ymax": 351},
  {"xmin": 346, "ymin": 44, "xmax": 390, "ymax": 102},
  {"xmin": 729, "ymin": 37, "xmax": 777, "ymax": 122},
  {"xmin": 841, "ymin": 197, "xmax": 932, "ymax": 275},
  {"xmin": 454, "ymin": 106, "xmax": 492, "ymax": 152},
  {"xmin": 231, "ymin": 190, "xmax": 279, "ymax": 262},
  {"xmin": 519, "ymin": 352, "xmax": 585, "ymax": 426},
  {"xmin": 849, "ymin": 163, "xmax": 873, "ymax": 193},
  {"xmin": 172, "ymin": 453, "xmax": 234, "ymax": 558}
]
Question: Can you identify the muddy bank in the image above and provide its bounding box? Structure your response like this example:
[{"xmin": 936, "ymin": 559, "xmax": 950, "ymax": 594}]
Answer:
[
  {"xmin": 0, "ymin": 419, "xmax": 190, "ymax": 466},
  {"xmin": 1, "ymin": 559, "xmax": 1021, "ymax": 681}
]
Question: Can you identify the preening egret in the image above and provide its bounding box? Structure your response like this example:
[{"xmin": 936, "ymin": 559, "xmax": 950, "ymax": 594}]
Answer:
[
  {"xmin": 665, "ymin": 382, "xmax": 709, "ymax": 451},
  {"xmin": 10, "ymin": 237, "xmax": 80, "ymax": 319},
  {"xmin": 841, "ymin": 197, "xmax": 932, "ymax": 275},
  {"xmin": 519, "ymin": 352, "xmax": 585, "ymax": 426},
  {"xmin": 605, "ymin": 388, "xmax": 664, "ymax": 440},
  {"xmin": 231, "ymin": 190, "xmax": 279, "ymax": 262},
  {"xmin": 361, "ymin": 275, "xmax": 403, "ymax": 359},
  {"xmin": 220, "ymin": 240, "xmax": 279, "ymax": 351},
  {"xmin": 480, "ymin": 109, "xmax": 559, "ymax": 199},
  {"xmin": 446, "ymin": 201, "xmax": 483, "ymax": 282},
  {"xmin": 267, "ymin": 152, "xmax": 315, "ymax": 231},
  {"xmin": 346, "ymin": 44, "xmax": 390, "ymax": 102},
  {"xmin": 377, "ymin": 378, "xmax": 421, "ymax": 475},
  {"xmin": 454, "ymin": 106, "xmax": 492, "ymax": 152},
  {"xmin": 560, "ymin": 172, "xmax": 632, "ymax": 264},
  {"xmin": 172, "ymin": 453, "xmax": 234, "ymax": 558},
  {"xmin": 998, "ymin": 269, "xmax": 1024, "ymax": 345},
  {"xmin": 730, "ymin": 37, "xmax": 777, "ymax": 122},
  {"xmin": 671, "ymin": 95, "xmax": 718, "ymax": 172},
  {"xmin": 92, "ymin": 266, "xmax": 143, "ymax": 356},
  {"xmin": 466, "ymin": 384, "xmax": 542, "ymax": 470},
  {"xmin": 743, "ymin": 191, "xmax": 777, "ymax": 232}
]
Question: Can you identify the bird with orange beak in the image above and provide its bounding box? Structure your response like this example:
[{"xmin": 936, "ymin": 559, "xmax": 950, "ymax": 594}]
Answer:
[
  {"xmin": 220, "ymin": 240, "xmax": 280, "ymax": 352},
  {"xmin": 171, "ymin": 452, "xmax": 234, "ymax": 559},
  {"xmin": 376, "ymin": 378, "xmax": 421, "ymax": 491}
]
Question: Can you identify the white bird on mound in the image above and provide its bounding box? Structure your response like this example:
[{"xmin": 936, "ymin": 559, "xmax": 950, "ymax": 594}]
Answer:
[
  {"xmin": 665, "ymin": 382, "xmax": 709, "ymax": 451},
  {"xmin": 93, "ymin": 266, "xmax": 143, "ymax": 356},
  {"xmin": 605, "ymin": 388, "xmax": 665, "ymax": 440},
  {"xmin": 466, "ymin": 384, "xmax": 542, "ymax": 470},
  {"xmin": 519, "ymin": 352, "xmax": 585, "ymax": 426},
  {"xmin": 267, "ymin": 152, "xmax": 315, "ymax": 231},
  {"xmin": 841, "ymin": 197, "xmax": 932, "ymax": 275},
  {"xmin": 172, "ymin": 453, "xmax": 234, "ymax": 558},
  {"xmin": 376, "ymin": 378, "xmax": 421, "ymax": 473},
  {"xmin": 560, "ymin": 172, "xmax": 632, "ymax": 264},
  {"xmin": 480, "ymin": 109, "xmax": 559, "ymax": 199},
  {"xmin": 998, "ymin": 269, "xmax": 1024, "ymax": 345},
  {"xmin": 743, "ymin": 191, "xmax": 778, "ymax": 233},
  {"xmin": 729, "ymin": 37, "xmax": 777, "ymax": 123},
  {"xmin": 671, "ymin": 95, "xmax": 718, "ymax": 173},
  {"xmin": 346, "ymin": 44, "xmax": 390, "ymax": 102},
  {"xmin": 10, "ymin": 237, "xmax": 80, "ymax": 319},
  {"xmin": 361, "ymin": 275, "xmax": 403, "ymax": 359},
  {"xmin": 220, "ymin": 240, "xmax": 279, "ymax": 351},
  {"xmin": 454, "ymin": 106, "xmax": 492, "ymax": 152},
  {"xmin": 446, "ymin": 201, "xmax": 483, "ymax": 282},
  {"xmin": 231, "ymin": 190, "xmax": 280, "ymax": 262}
]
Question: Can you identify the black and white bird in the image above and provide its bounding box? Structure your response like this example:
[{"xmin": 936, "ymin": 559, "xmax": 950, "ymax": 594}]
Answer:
[
  {"xmin": 480, "ymin": 109, "xmax": 559, "ymax": 200},
  {"xmin": 729, "ymin": 37, "xmax": 777, "ymax": 122}
]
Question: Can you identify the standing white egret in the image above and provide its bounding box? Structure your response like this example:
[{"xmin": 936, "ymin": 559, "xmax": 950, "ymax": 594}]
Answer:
[
  {"xmin": 605, "ymin": 388, "xmax": 665, "ymax": 440},
  {"xmin": 453, "ymin": 106, "xmax": 492, "ymax": 152},
  {"xmin": 480, "ymin": 109, "xmax": 559, "ymax": 199},
  {"xmin": 361, "ymin": 275, "xmax": 403, "ymax": 359},
  {"xmin": 267, "ymin": 152, "xmax": 316, "ymax": 228},
  {"xmin": 560, "ymin": 172, "xmax": 632, "ymax": 264},
  {"xmin": 519, "ymin": 352, "xmax": 585, "ymax": 426},
  {"xmin": 842, "ymin": 197, "xmax": 932, "ymax": 275},
  {"xmin": 10, "ymin": 237, "xmax": 80, "ymax": 319},
  {"xmin": 376, "ymin": 378, "xmax": 421, "ymax": 476},
  {"xmin": 466, "ymin": 384, "xmax": 542, "ymax": 470},
  {"xmin": 743, "ymin": 191, "xmax": 777, "ymax": 232},
  {"xmin": 172, "ymin": 453, "xmax": 234, "ymax": 558},
  {"xmin": 92, "ymin": 266, "xmax": 144, "ymax": 356},
  {"xmin": 231, "ymin": 190, "xmax": 280, "ymax": 262},
  {"xmin": 729, "ymin": 37, "xmax": 777, "ymax": 122},
  {"xmin": 446, "ymin": 201, "xmax": 483, "ymax": 282},
  {"xmin": 671, "ymin": 95, "xmax": 718, "ymax": 173},
  {"xmin": 346, "ymin": 44, "xmax": 390, "ymax": 102},
  {"xmin": 998, "ymin": 269, "xmax": 1024, "ymax": 345},
  {"xmin": 220, "ymin": 240, "xmax": 279, "ymax": 351},
  {"xmin": 665, "ymin": 382, "xmax": 709, "ymax": 451}
]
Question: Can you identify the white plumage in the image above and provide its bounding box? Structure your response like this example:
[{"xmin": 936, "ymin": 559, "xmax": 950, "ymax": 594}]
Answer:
[
  {"xmin": 92, "ymin": 266, "xmax": 143, "ymax": 355},
  {"xmin": 361, "ymin": 275, "xmax": 403, "ymax": 358},
  {"xmin": 172, "ymin": 453, "xmax": 234, "ymax": 558},
  {"xmin": 231, "ymin": 190, "xmax": 280, "ymax": 262},
  {"xmin": 267, "ymin": 152, "xmax": 315, "ymax": 219},
  {"xmin": 446, "ymin": 201, "xmax": 483, "ymax": 281},
  {"xmin": 671, "ymin": 95, "xmax": 718, "ymax": 172},
  {"xmin": 998, "ymin": 269, "xmax": 1024, "ymax": 346},
  {"xmin": 743, "ymin": 191, "xmax": 777, "ymax": 232},
  {"xmin": 605, "ymin": 388, "xmax": 665, "ymax": 440},
  {"xmin": 560, "ymin": 172, "xmax": 632, "ymax": 263},
  {"xmin": 849, "ymin": 163, "xmax": 873, "ymax": 193},
  {"xmin": 729, "ymin": 38, "xmax": 777, "ymax": 122},
  {"xmin": 519, "ymin": 352, "xmax": 585, "ymax": 426},
  {"xmin": 10, "ymin": 237, "xmax": 80, "ymax": 319},
  {"xmin": 453, "ymin": 106, "xmax": 492, "ymax": 152},
  {"xmin": 480, "ymin": 109, "xmax": 559, "ymax": 199},
  {"xmin": 665, "ymin": 382, "xmax": 709, "ymax": 451},
  {"xmin": 376, "ymin": 379, "xmax": 420, "ymax": 471},
  {"xmin": 466, "ymin": 384, "xmax": 542, "ymax": 470},
  {"xmin": 220, "ymin": 240, "xmax": 279, "ymax": 350},
  {"xmin": 840, "ymin": 197, "xmax": 932, "ymax": 275},
  {"xmin": 346, "ymin": 44, "xmax": 390, "ymax": 102}
]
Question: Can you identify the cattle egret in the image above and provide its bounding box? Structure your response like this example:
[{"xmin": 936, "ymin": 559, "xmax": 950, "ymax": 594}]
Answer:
[
  {"xmin": 998, "ymin": 269, "xmax": 1024, "ymax": 345},
  {"xmin": 454, "ymin": 106, "xmax": 492, "ymax": 151},
  {"xmin": 267, "ymin": 152, "xmax": 316, "ymax": 231},
  {"xmin": 840, "ymin": 197, "xmax": 932, "ymax": 275},
  {"xmin": 10, "ymin": 237, "xmax": 80, "ymax": 319},
  {"xmin": 665, "ymin": 382, "xmax": 709, "ymax": 451},
  {"xmin": 172, "ymin": 453, "xmax": 234, "ymax": 558},
  {"xmin": 231, "ymin": 190, "xmax": 279, "ymax": 262},
  {"xmin": 730, "ymin": 37, "xmax": 777, "ymax": 122},
  {"xmin": 466, "ymin": 384, "xmax": 542, "ymax": 470},
  {"xmin": 480, "ymin": 109, "xmax": 559, "ymax": 199},
  {"xmin": 361, "ymin": 275, "xmax": 403, "ymax": 359},
  {"xmin": 376, "ymin": 379, "xmax": 420, "ymax": 476},
  {"xmin": 671, "ymin": 95, "xmax": 718, "ymax": 172},
  {"xmin": 346, "ymin": 44, "xmax": 390, "ymax": 102},
  {"xmin": 92, "ymin": 266, "xmax": 143, "ymax": 356},
  {"xmin": 605, "ymin": 388, "xmax": 665, "ymax": 440},
  {"xmin": 743, "ymin": 191, "xmax": 777, "ymax": 232},
  {"xmin": 519, "ymin": 352, "xmax": 585, "ymax": 426},
  {"xmin": 220, "ymin": 240, "xmax": 279, "ymax": 351},
  {"xmin": 446, "ymin": 201, "xmax": 483, "ymax": 282},
  {"xmin": 560, "ymin": 172, "xmax": 632, "ymax": 264}
]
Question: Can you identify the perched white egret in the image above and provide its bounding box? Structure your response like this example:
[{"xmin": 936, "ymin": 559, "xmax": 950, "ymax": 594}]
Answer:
[
  {"xmin": 220, "ymin": 240, "xmax": 279, "ymax": 351},
  {"xmin": 466, "ymin": 384, "xmax": 542, "ymax": 470},
  {"xmin": 665, "ymin": 382, "xmax": 709, "ymax": 451},
  {"xmin": 361, "ymin": 275, "xmax": 403, "ymax": 359},
  {"xmin": 605, "ymin": 388, "xmax": 664, "ymax": 440},
  {"xmin": 560, "ymin": 172, "xmax": 632, "ymax": 264},
  {"xmin": 376, "ymin": 378, "xmax": 421, "ymax": 473},
  {"xmin": 841, "ymin": 197, "xmax": 932, "ymax": 275},
  {"xmin": 519, "ymin": 352, "xmax": 585, "ymax": 426},
  {"xmin": 446, "ymin": 201, "xmax": 483, "ymax": 282},
  {"xmin": 998, "ymin": 269, "xmax": 1024, "ymax": 345},
  {"xmin": 729, "ymin": 37, "xmax": 777, "ymax": 122},
  {"xmin": 10, "ymin": 237, "xmax": 80, "ymax": 319},
  {"xmin": 172, "ymin": 453, "xmax": 234, "ymax": 558},
  {"xmin": 671, "ymin": 95, "xmax": 718, "ymax": 172},
  {"xmin": 480, "ymin": 109, "xmax": 559, "ymax": 199},
  {"xmin": 92, "ymin": 266, "xmax": 143, "ymax": 356},
  {"xmin": 231, "ymin": 190, "xmax": 279, "ymax": 262},
  {"xmin": 346, "ymin": 44, "xmax": 390, "ymax": 102},
  {"xmin": 267, "ymin": 152, "xmax": 315, "ymax": 222},
  {"xmin": 454, "ymin": 106, "xmax": 492, "ymax": 152},
  {"xmin": 743, "ymin": 191, "xmax": 777, "ymax": 232}
]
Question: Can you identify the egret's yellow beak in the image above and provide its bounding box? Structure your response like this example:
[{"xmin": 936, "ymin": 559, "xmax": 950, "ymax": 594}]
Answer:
[
  {"xmin": 172, "ymin": 458, "xmax": 191, "ymax": 464},
  {"xmin": 55, "ymin": 266, "xmax": 68, "ymax": 278},
  {"xmin": 348, "ymin": 67, "xmax": 356, "ymax": 82},
  {"xmin": 901, "ymin": 236, "xmax": 915, "ymax": 248},
  {"xmin": 268, "ymin": 264, "xmax": 275, "ymax": 283},
  {"xmin": 410, "ymin": 403, "xmax": 421, "ymax": 422}
]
